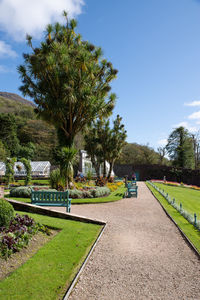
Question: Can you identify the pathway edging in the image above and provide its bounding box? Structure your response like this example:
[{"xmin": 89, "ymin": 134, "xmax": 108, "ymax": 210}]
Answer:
[
  {"xmin": 63, "ymin": 223, "xmax": 107, "ymax": 299},
  {"xmin": 146, "ymin": 182, "xmax": 200, "ymax": 259}
]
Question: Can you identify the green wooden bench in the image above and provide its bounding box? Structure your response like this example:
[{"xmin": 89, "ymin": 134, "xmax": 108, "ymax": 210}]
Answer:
[
  {"xmin": 127, "ymin": 184, "xmax": 138, "ymax": 198},
  {"xmin": 31, "ymin": 190, "xmax": 71, "ymax": 213}
]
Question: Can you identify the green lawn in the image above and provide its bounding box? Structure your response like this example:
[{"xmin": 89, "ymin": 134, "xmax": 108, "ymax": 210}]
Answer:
[
  {"xmin": 146, "ymin": 182, "xmax": 200, "ymax": 254},
  {"xmin": 6, "ymin": 186, "xmax": 126, "ymax": 205},
  {"xmin": 0, "ymin": 211, "xmax": 102, "ymax": 300},
  {"xmin": 153, "ymin": 182, "xmax": 200, "ymax": 219}
]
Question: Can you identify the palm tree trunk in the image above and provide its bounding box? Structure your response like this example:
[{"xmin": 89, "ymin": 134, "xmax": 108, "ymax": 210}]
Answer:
[{"xmin": 107, "ymin": 161, "xmax": 114, "ymax": 179}]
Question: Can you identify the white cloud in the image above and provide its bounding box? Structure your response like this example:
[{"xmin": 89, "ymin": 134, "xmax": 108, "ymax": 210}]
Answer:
[
  {"xmin": 0, "ymin": 65, "xmax": 10, "ymax": 73},
  {"xmin": 174, "ymin": 121, "xmax": 198, "ymax": 133},
  {"xmin": 0, "ymin": 0, "xmax": 84, "ymax": 41},
  {"xmin": 188, "ymin": 111, "xmax": 200, "ymax": 120},
  {"xmin": 157, "ymin": 139, "xmax": 168, "ymax": 146},
  {"xmin": 184, "ymin": 101, "xmax": 200, "ymax": 107},
  {"xmin": 0, "ymin": 40, "xmax": 17, "ymax": 57}
]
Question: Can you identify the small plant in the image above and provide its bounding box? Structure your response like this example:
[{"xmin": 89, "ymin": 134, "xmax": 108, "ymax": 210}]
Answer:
[
  {"xmin": 0, "ymin": 198, "xmax": 15, "ymax": 228},
  {"xmin": 86, "ymin": 170, "xmax": 93, "ymax": 182}
]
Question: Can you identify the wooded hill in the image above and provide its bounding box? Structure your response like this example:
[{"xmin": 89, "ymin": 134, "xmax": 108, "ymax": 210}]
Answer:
[{"xmin": 0, "ymin": 92, "xmax": 58, "ymax": 162}]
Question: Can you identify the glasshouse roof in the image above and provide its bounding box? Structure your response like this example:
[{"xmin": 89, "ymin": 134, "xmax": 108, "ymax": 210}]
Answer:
[{"xmin": 0, "ymin": 161, "xmax": 51, "ymax": 174}]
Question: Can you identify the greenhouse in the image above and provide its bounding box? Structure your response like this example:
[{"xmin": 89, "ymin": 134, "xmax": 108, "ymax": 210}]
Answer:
[{"xmin": 0, "ymin": 161, "xmax": 51, "ymax": 177}]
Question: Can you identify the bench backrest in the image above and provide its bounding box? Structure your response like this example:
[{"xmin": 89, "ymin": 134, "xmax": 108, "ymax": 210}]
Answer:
[{"xmin": 31, "ymin": 190, "xmax": 69, "ymax": 204}]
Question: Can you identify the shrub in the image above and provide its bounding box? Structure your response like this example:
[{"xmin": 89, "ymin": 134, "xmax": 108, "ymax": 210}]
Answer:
[
  {"xmin": 68, "ymin": 189, "xmax": 83, "ymax": 199},
  {"xmin": 10, "ymin": 186, "xmax": 32, "ymax": 198},
  {"xmin": 68, "ymin": 186, "xmax": 110, "ymax": 198},
  {"xmin": 0, "ymin": 198, "xmax": 14, "ymax": 228},
  {"xmin": 50, "ymin": 169, "xmax": 66, "ymax": 191},
  {"xmin": 91, "ymin": 187, "xmax": 110, "ymax": 198}
]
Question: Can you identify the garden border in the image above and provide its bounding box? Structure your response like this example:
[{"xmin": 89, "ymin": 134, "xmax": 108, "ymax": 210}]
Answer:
[
  {"xmin": 6, "ymin": 198, "xmax": 106, "ymax": 225},
  {"xmin": 5, "ymin": 198, "xmax": 107, "ymax": 299},
  {"xmin": 146, "ymin": 183, "xmax": 200, "ymax": 260}
]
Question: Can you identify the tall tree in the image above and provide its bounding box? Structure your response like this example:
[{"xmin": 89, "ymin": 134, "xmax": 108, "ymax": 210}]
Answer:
[
  {"xmin": 84, "ymin": 123, "xmax": 104, "ymax": 178},
  {"xmin": 157, "ymin": 146, "xmax": 166, "ymax": 165},
  {"xmin": 105, "ymin": 115, "xmax": 127, "ymax": 179},
  {"xmin": 18, "ymin": 12, "xmax": 117, "ymax": 148},
  {"xmin": 166, "ymin": 126, "xmax": 195, "ymax": 169},
  {"xmin": 84, "ymin": 115, "xmax": 127, "ymax": 178}
]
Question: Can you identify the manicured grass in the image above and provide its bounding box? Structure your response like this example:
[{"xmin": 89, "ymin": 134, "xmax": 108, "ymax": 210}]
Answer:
[
  {"xmin": 6, "ymin": 186, "xmax": 126, "ymax": 205},
  {"xmin": 153, "ymin": 182, "xmax": 200, "ymax": 219},
  {"xmin": 146, "ymin": 182, "xmax": 200, "ymax": 254},
  {"xmin": 0, "ymin": 211, "xmax": 102, "ymax": 300}
]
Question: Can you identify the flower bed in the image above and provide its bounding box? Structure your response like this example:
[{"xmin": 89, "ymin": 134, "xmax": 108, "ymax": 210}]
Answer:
[
  {"xmin": 0, "ymin": 214, "xmax": 50, "ymax": 259},
  {"xmin": 151, "ymin": 179, "xmax": 200, "ymax": 190}
]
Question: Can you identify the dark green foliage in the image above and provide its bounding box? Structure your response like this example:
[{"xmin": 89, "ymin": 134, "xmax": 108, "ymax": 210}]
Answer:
[
  {"xmin": 18, "ymin": 13, "xmax": 117, "ymax": 148},
  {"xmin": 10, "ymin": 186, "xmax": 32, "ymax": 198},
  {"xmin": 0, "ymin": 199, "xmax": 14, "ymax": 228},
  {"xmin": 0, "ymin": 114, "xmax": 20, "ymax": 156},
  {"xmin": 18, "ymin": 143, "xmax": 35, "ymax": 160},
  {"xmin": 0, "ymin": 141, "xmax": 7, "ymax": 161},
  {"xmin": 166, "ymin": 126, "xmax": 195, "ymax": 169},
  {"xmin": 117, "ymin": 143, "xmax": 168, "ymax": 165}
]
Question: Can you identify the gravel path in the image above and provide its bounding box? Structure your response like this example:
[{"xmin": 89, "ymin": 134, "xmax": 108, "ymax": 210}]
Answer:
[{"xmin": 67, "ymin": 182, "xmax": 200, "ymax": 300}]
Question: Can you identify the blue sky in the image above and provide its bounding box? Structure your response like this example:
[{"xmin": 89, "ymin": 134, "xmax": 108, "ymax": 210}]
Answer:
[{"xmin": 1, "ymin": 0, "xmax": 200, "ymax": 150}]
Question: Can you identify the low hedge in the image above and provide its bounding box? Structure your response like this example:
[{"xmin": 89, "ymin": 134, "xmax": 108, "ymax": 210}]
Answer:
[
  {"xmin": 69, "ymin": 186, "xmax": 110, "ymax": 199},
  {"xmin": 10, "ymin": 186, "xmax": 110, "ymax": 199},
  {"xmin": 10, "ymin": 187, "xmax": 32, "ymax": 198}
]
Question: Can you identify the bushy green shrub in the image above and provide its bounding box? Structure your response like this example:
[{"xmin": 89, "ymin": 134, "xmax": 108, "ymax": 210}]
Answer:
[
  {"xmin": 91, "ymin": 187, "xmax": 110, "ymax": 198},
  {"xmin": 50, "ymin": 169, "xmax": 66, "ymax": 191},
  {"xmin": 0, "ymin": 198, "xmax": 14, "ymax": 227},
  {"xmin": 10, "ymin": 186, "xmax": 32, "ymax": 198},
  {"xmin": 68, "ymin": 189, "xmax": 83, "ymax": 199},
  {"xmin": 68, "ymin": 187, "xmax": 110, "ymax": 199}
]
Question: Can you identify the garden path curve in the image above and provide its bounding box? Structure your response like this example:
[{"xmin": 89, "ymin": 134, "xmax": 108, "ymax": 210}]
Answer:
[{"xmin": 67, "ymin": 182, "xmax": 200, "ymax": 299}]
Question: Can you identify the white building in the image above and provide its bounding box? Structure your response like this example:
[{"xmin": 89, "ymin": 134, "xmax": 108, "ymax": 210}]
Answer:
[
  {"xmin": 79, "ymin": 150, "xmax": 114, "ymax": 177},
  {"xmin": 0, "ymin": 161, "xmax": 51, "ymax": 177}
]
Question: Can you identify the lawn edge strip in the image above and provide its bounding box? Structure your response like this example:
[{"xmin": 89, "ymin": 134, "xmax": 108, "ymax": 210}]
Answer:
[
  {"xmin": 63, "ymin": 223, "xmax": 107, "ymax": 300},
  {"xmin": 146, "ymin": 182, "xmax": 200, "ymax": 259},
  {"xmin": 6, "ymin": 198, "xmax": 106, "ymax": 225}
]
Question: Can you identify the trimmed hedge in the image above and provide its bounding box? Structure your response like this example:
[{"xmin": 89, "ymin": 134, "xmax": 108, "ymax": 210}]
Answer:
[{"xmin": 0, "ymin": 198, "xmax": 14, "ymax": 227}]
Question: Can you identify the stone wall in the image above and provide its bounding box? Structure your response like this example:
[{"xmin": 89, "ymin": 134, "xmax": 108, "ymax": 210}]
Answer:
[{"xmin": 114, "ymin": 164, "xmax": 200, "ymax": 186}]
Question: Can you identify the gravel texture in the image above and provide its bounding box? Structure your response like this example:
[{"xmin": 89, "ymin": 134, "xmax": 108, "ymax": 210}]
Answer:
[{"xmin": 67, "ymin": 182, "xmax": 200, "ymax": 299}]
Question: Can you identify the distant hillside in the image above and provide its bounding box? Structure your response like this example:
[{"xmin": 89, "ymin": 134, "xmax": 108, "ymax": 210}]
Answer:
[
  {"xmin": 0, "ymin": 92, "xmax": 35, "ymax": 107},
  {"xmin": 0, "ymin": 92, "xmax": 36, "ymax": 117}
]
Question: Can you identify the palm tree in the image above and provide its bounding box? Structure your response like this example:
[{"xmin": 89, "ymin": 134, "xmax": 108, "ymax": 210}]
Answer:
[{"xmin": 59, "ymin": 147, "xmax": 77, "ymax": 189}]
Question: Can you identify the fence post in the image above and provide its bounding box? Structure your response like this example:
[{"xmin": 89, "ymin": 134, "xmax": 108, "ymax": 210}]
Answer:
[
  {"xmin": 173, "ymin": 198, "xmax": 175, "ymax": 204},
  {"xmin": 180, "ymin": 203, "xmax": 182, "ymax": 211},
  {"xmin": 194, "ymin": 213, "xmax": 197, "ymax": 227}
]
